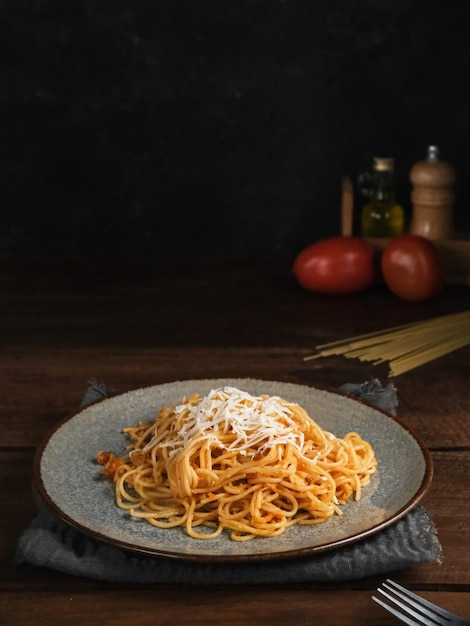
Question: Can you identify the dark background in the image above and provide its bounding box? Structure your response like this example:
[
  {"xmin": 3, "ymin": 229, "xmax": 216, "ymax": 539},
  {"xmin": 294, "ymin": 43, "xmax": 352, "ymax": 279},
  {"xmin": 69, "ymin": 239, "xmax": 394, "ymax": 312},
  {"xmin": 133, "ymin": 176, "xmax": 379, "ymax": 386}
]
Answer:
[{"xmin": 1, "ymin": 0, "xmax": 468, "ymax": 258}]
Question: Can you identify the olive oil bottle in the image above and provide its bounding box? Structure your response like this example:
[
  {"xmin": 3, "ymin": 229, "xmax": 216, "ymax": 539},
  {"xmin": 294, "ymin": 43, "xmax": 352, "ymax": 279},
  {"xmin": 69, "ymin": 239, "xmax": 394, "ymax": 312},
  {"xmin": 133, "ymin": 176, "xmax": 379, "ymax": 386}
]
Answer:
[{"xmin": 361, "ymin": 157, "xmax": 404, "ymax": 238}]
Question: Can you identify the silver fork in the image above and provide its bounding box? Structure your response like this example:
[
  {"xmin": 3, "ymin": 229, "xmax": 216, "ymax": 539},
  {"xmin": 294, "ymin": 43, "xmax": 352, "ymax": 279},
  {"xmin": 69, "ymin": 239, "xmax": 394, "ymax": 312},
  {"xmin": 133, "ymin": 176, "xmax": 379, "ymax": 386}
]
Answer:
[{"xmin": 372, "ymin": 579, "xmax": 470, "ymax": 625}]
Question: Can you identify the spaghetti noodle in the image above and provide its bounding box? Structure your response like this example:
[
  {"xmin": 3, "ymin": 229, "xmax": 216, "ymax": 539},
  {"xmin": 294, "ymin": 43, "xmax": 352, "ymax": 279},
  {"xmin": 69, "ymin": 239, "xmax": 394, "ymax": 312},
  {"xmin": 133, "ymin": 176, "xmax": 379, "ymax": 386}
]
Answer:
[
  {"xmin": 304, "ymin": 309, "xmax": 470, "ymax": 377},
  {"xmin": 97, "ymin": 386, "xmax": 376, "ymax": 541}
]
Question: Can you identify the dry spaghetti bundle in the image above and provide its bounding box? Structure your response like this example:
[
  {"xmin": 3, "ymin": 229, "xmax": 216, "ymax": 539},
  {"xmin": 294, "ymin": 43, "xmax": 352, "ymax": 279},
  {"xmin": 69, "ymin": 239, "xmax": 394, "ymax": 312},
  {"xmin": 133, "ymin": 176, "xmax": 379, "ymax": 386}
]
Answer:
[
  {"xmin": 97, "ymin": 386, "xmax": 376, "ymax": 541},
  {"xmin": 304, "ymin": 310, "xmax": 470, "ymax": 377}
]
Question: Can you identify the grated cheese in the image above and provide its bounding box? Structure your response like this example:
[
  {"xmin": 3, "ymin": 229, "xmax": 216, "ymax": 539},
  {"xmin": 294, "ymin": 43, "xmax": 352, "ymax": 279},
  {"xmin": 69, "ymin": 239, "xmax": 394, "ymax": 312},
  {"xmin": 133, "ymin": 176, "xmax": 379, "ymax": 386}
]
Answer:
[{"xmin": 150, "ymin": 386, "xmax": 306, "ymax": 458}]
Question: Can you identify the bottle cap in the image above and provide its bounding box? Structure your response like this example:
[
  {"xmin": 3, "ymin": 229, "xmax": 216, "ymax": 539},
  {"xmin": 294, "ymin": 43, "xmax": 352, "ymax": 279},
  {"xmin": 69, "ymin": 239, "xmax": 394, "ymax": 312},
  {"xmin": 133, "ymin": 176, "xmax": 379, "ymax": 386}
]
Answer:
[{"xmin": 373, "ymin": 157, "xmax": 395, "ymax": 172}]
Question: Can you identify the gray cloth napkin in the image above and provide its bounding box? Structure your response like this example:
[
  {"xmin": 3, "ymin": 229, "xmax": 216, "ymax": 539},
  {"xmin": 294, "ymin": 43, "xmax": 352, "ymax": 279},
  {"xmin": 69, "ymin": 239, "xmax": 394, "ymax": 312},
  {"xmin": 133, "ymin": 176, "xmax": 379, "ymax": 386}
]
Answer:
[{"xmin": 14, "ymin": 379, "xmax": 442, "ymax": 583}]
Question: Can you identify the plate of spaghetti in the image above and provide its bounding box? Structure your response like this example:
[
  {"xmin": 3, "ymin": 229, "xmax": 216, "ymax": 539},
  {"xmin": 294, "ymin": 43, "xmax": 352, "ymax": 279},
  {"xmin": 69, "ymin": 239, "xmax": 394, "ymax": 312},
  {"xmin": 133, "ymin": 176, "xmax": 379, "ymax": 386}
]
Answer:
[{"xmin": 34, "ymin": 378, "xmax": 432, "ymax": 561}]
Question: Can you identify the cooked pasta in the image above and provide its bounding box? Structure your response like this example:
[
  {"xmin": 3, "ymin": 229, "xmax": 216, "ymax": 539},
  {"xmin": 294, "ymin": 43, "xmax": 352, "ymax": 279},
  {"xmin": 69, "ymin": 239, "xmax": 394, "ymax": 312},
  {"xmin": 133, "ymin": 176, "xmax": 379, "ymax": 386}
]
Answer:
[{"xmin": 97, "ymin": 386, "xmax": 377, "ymax": 541}]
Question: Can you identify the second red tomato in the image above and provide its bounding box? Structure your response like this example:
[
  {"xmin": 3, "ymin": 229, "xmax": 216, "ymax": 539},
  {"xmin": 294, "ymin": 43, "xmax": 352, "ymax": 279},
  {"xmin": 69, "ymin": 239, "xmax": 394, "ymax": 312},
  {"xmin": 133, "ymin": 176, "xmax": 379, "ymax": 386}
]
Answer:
[{"xmin": 381, "ymin": 234, "xmax": 445, "ymax": 301}]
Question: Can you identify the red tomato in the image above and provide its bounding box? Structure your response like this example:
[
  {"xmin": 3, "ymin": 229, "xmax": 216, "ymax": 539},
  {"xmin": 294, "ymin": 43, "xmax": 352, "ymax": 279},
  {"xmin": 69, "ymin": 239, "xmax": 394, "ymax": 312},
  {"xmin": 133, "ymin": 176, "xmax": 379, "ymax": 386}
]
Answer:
[
  {"xmin": 381, "ymin": 234, "xmax": 445, "ymax": 301},
  {"xmin": 292, "ymin": 236, "xmax": 376, "ymax": 294}
]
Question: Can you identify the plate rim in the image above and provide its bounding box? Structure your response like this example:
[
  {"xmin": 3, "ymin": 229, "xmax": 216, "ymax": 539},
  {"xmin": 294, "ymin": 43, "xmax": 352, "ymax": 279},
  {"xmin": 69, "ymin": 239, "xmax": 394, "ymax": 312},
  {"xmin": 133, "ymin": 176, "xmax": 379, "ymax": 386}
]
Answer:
[{"xmin": 33, "ymin": 378, "xmax": 433, "ymax": 563}]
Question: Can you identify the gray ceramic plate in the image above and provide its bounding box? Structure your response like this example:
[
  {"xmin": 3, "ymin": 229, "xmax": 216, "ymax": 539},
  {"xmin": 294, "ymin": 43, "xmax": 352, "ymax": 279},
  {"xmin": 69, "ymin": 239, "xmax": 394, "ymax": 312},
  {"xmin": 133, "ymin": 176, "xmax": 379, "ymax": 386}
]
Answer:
[{"xmin": 34, "ymin": 378, "xmax": 432, "ymax": 562}]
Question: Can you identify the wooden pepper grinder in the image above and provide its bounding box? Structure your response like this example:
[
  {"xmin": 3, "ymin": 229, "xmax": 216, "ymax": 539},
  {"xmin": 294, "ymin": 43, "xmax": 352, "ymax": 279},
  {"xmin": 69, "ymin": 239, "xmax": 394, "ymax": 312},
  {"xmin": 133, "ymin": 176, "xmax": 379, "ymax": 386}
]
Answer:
[{"xmin": 409, "ymin": 145, "xmax": 455, "ymax": 240}]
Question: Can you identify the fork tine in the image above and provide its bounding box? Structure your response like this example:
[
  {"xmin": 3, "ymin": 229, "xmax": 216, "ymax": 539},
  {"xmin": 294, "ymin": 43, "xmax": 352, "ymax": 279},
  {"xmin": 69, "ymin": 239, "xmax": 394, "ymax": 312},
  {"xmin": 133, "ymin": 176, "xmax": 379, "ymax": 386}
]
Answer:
[
  {"xmin": 372, "ymin": 594, "xmax": 424, "ymax": 625},
  {"xmin": 382, "ymin": 579, "xmax": 458, "ymax": 622},
  {"xmin": 374, "ymin": 585, "xmax": 445, "ymax": 625}
]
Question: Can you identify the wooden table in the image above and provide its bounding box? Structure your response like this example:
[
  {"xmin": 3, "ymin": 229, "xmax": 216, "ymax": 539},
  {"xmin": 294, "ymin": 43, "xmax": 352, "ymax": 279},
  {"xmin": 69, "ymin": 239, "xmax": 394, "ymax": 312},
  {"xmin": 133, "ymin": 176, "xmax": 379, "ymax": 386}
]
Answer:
[{"xmin": 1, "ymin": 254, "xmax": 470, "ymax": 625}]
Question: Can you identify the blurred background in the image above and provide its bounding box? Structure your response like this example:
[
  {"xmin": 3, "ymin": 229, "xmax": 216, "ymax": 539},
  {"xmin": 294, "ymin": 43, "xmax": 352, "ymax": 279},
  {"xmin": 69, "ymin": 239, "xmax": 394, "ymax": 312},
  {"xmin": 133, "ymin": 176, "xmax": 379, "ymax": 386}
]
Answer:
[{"xmin": 1, "ymin": 0, "xmax": 469, "ymax": 258}]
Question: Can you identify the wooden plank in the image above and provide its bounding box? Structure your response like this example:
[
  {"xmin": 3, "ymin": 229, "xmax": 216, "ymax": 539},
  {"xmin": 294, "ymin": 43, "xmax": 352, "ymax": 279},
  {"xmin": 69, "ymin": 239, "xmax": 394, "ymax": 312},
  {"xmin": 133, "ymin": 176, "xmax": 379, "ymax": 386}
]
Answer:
[
  {"xmin": 0, "ymin": 346, "xmax": 469, "ymax": 449},
  {"xmin": 2, "ymin": 587, "xmax": 470, "ymax": 626},
  {"xmin": 1, "ymin": 256, "xmax": 470, "ymax": 351}
]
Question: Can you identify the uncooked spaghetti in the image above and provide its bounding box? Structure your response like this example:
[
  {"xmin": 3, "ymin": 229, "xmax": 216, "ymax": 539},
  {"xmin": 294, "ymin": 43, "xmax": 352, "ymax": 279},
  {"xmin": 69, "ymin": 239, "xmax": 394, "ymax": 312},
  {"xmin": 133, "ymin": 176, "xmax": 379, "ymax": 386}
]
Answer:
[
  {"xmin": 97, "ymin": 386, "xmax": 376, "ymax": 541},
  {"xmin": 304, "ymin": 310, "xmax": 470, "ymax": 377}
]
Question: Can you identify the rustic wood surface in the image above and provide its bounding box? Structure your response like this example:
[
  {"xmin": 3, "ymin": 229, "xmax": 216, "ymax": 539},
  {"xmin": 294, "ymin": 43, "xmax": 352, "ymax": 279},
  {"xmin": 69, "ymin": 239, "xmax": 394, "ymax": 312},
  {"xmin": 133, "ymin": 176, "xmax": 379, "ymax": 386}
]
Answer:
[{"xmin": 1, "ymin": 254, "xmax": 470, "ymax": 625}]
